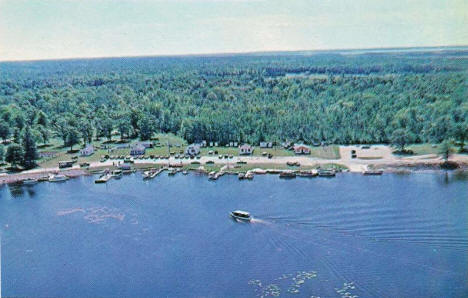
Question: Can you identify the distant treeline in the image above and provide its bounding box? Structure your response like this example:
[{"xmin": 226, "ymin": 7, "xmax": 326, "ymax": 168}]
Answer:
[{"xmin": 0, "ymin": 49, "xmax": 467, "ymax": 150}]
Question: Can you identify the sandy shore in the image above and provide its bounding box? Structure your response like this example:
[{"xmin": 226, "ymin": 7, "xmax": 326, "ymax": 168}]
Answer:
[{"xmin": 1, "ymin": 145, "xmax": 467, "ymax": 184}]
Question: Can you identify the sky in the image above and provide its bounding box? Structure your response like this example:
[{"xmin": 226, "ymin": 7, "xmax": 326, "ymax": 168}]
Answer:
[{"xmin": 0, "ymin": 0, "xmax": 467, "ymax": 61}]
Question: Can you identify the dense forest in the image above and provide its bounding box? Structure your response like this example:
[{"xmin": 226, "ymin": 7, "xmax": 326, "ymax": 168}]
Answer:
[{"xmin": 0, "ymin": 48, "xmax": 467, "ymax": 167}]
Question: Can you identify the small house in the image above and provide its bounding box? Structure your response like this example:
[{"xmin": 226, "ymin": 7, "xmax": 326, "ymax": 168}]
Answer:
[
  {"xmin": 239, "ymin": 144, "xmax": 253, "ymax": 155},
  {"xmin": 209, "ymin": 142, "xmax": 214, "ymax": 147},
  {"xmin": 80, "ymin": 144, "xmax": 94, "ymax": 156},
  {"xmin": 214, "ymin": 142, "xmax": 219, "ymax": 147},
  {"xmin": 260, "ymin": 142, "xmax": 273, "ymax": 148},
  {"xmin": 138, "ymin": 141, "xmax": 153, "ymax": 148},
  {"xmin": 130, "ymin": 144, "xmax": 146, "ymax": 156},
  {"xmin": 293, "ymin": 144, "xmax": 311, "ymax": 155},
  {"xmin": 201, "ymin": 140, "xmax": 207, "ymax": 147},
  {"xmin": 233, "ymin": 142, "xmax": 238, "ymax": 147},
  {"xmin": 186, "ymin": 144, "xmax": 200, "ymax": 156}
]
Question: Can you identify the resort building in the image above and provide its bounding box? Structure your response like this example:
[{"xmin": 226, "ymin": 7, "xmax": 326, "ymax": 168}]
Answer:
[
  {"xmin": 293, "ymin": 144, "xmax": 311, "ymax": 155},
  {"xmin": 239, "ymin": 144, "xmax": 254, "ymax": 155},
  {"xmin": 130, "ymin": 144, "xmax": 146, "ymax": 156},
  {"xmin": 137, "ymin": 141, "xmax": 153, "ymax": 148},
  {"xmin": 259, "ymin": 142, "xmax": 273, "ymax": 148},
  {"xmin": 80, "ymin": 144, "xmax": 94, "ymax": 156},
  {"xmin": 185, "ymin": 144, "xmax": 201, "ymax": 156}
]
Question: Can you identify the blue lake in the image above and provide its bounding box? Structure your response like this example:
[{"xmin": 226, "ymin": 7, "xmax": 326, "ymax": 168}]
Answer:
[{"xmin": 1, "ymin": 172, "xmax": 467, "ymax": 297}]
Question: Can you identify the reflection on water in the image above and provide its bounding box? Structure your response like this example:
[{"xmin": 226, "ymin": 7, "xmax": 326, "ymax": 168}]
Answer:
[{"xmin": 0, "ymin": 172, "xmax": 466, "ymax": 297}]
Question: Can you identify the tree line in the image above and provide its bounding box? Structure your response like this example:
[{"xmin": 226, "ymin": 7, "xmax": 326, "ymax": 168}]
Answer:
[{"xmin": 0, "ymin": 49, "xmax": 466, "ymax": 168}]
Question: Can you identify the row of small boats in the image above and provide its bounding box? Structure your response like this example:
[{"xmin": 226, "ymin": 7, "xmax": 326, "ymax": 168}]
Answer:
[
  {"xmin": 15, "ymin": 174, "xmax": 70, "ymax": 185},
  {"xmin": 95, "ymin": 170, "xmax": 125, "ymax": 183},
  {"xmin": 279, "ymin": 169, "xmax": 336, "ymax": 179}
]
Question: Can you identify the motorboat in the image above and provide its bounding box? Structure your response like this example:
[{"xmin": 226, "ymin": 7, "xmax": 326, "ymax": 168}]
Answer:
[
  {"xmin": 22, "ymin": 178, "xmax": 38, "ymax": 185},
  {"xmin": 318, "ymin": 169, "xmax": 336, "ymax": 177},
  {"xmin": 112, "ymin": 170, "xmax": 123, "ymax": 179},
  {"xmin": 279, "ymin": 171, "xmax": 296, "ymax": 179},
  {"xmin": 48, "ymin": 174, "xmax": 69, "ymax": 182},
  {"xmin": 297, "ymin": 170, "xmax": 318, "ymax": 177},
  {"xmin": 182, "ymin": 170, "xmax": 188, "ymax": 175},
  {"xmin": 143, "ymin": 169, "xmax": 159, "ymax": 179},
  {"xmin": 230, "ymin": 210, "xmax": 252, "ymax": 222},
  {"xmin": 95, "ymin": 173, "xmax": 113, "ymax": 183},
  {"xmin": 363, "ymin": 169, "xmax": 383, "ymax": 175},
  {"xmin": 37, "ymin": 176, "xmax": 50, "ymax": 182}
]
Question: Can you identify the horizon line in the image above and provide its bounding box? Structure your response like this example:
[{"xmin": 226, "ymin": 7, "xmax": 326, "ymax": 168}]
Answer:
[{"xmin": 1, "ymin": 44, "xmax": 467, "ymax": 63}]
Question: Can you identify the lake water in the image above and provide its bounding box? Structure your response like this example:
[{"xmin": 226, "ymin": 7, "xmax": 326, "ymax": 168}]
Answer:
[{"xmin": 1, "ymin": 172, "xmax": 467, "ymax": 297}]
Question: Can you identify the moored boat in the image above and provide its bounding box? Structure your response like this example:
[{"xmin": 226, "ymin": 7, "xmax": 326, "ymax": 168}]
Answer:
[
  {"xmin": 363, "ymin": 169, "xmax": 383, "ymax": 175},
  {"xmin": 244, "ymin": 171, "xmax": 254, "ymax": 180},
  {"xmin": 37, "ymin": 176, "xmax": 50, "ymax": 182},
  {"xmin": 318, "ymin": 169, "xmax": 335, "ymax": 177},
  {"xmin": 298, "ymin": 170, "xmax": 318, "ymax": 177},
  {"xmin": 95, "ymin": 173, "xmax": 112, "ymax": 183},
  {"xmin": 112, "ymin": 170, "xmax": 123, "ymax": 178},
  {"xmin": 48, "ymin": 174, "xmax": 69, "ymax": 182},
  {"xmin": 22, "ymin": 178, "xmax": 38, "ymax": 185},
  {"xmin": 279, "ymin": 171, "xmax": 296, "ymax": 179},
  {"xmin": 230, "ymin": 210, "xmax": 251, "ymax": 222}
]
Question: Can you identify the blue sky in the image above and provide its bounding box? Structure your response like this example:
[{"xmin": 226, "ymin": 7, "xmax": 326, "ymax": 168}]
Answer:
[{"xmin": 0, "ymin": 0, "xmax": 466, "ymax": 61}]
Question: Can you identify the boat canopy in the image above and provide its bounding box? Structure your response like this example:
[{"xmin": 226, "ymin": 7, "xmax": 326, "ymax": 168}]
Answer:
[{"xmin": 232, "ymin": 210, "xmax": 250, "ymax": 218}]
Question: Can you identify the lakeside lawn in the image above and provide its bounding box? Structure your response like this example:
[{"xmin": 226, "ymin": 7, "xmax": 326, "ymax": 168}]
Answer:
[
  {"xmin": 35, "ymin": 133, "xmax": 341, "ymax": 169},
  {"xmin": 406, "ymin": 144, "xmax": 440, "ymax": 155}
]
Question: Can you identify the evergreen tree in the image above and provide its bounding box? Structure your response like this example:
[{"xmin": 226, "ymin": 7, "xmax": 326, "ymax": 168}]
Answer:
[
  {"xmin": 0, "ymin": 122, "xmax": 10, "ymax": 141},
  {"xmin": 0, "ymin": 144, "xmax": 4, "ymax": 162},
  {"xmin": 21, "ymin": 126, "xmax": 38, "ymax": 169},
  {"xmin": 13, "ymin": 128, "xmax": 21, "ymax": 143},
  {"xmin": 5, "ymin": 143, "xmax": 24, "ymax": 167},
  {"xmin": 38, "ymin": 125, "xmax": 49, "ymax": 145},
  {"xmin": 439, "ymin": 140, "xmax": 453, "ymax": 161},
  {"xmin": 36, "ymin": 111, "xmax": 48, "ymax": 127}
]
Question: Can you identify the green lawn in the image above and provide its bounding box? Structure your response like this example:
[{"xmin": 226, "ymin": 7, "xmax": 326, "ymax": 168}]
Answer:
[
  {"xmin": 200, "ymin": 145, "xmax": 340, "ymax": 159},
  {"xmin": 35, "ymin": 134, "xmax": 341, "ymax": 169},
  {"xmin": 405, "ymin": 144, "xmax": 440, "ymax": 155}
]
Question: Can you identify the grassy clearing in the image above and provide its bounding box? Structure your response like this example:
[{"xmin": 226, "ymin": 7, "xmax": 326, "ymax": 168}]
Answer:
[
  {"xmin": 309, "ymin": 146, "xmax": 340, "ymax": 159},
  {"xmin": 406, "ymin": 144, "xmax": 440, "ymax": 155}
]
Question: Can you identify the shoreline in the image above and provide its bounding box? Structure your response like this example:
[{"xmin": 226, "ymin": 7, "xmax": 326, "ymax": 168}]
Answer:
[{"xmin": 1, "ymin": 152, "xmax": 467, "ymax": 185}]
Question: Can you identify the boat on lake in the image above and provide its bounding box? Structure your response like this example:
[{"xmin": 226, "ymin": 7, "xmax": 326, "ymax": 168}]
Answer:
[
  {"xmin": 182, "ymin": 170, "xmax": 188, "ymax": 175},
  {"xmin": 168, "ymin": 169, "xmax": 178, "ymax": 176},
  {"xmin": 279, "ymin": 171, "xmax": 296, "ymax": 179},
  {"xmin": 230, "ymin": 210, "xmax": 251, "ymax": 222},
  {"xmin": 318, "ymin": 169, "xmax": 336, "ymax": 177},
  {"xmin": 37, "ymin": 176, "xmax": 50, "ymax": 182},
  {"xmin": 95, "ymin": 173, "xmax": 113, "ymax": 183},
  {"xmin": 298, "ymin": 170, "xmax": 318, "ymax": 177},
  {"xmin": 363, "ymin": 169, "xmax": 383, "ymax": 175},
  {"xmin": 112, "ymin": 170, "xmax": 123, "ymax": 178},
  {"xmin": 48, "ymin": 174, "xmax": 69, "ymax": 182},
  {"xmin": 22, "ymin": 178, "xmax": 38, "ymax": 185},
  {"xmin": 143, "ymin": 168, "xmax": 161, "ymax": 179}
]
